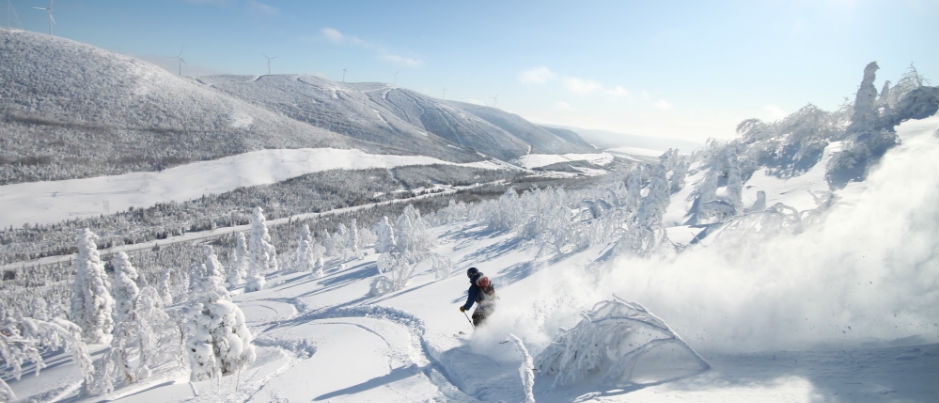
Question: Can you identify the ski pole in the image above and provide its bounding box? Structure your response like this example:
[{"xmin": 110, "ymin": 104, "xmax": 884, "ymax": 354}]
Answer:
[{"xmin": 462, "ymin": 310, "xmax": 475, "ymax": 327}]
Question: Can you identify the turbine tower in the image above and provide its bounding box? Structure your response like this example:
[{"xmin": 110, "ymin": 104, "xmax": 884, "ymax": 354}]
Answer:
[
  {"xmin": 264, "ymin": 54, "xmax": 277, "ymax": 75},
  {"xmin": 33, "ymin": 0, "xmax": 54, "ymax": 35},
  {"xmin": 176, "ymin": 47, "xmax": 186, "ymax": 76}
]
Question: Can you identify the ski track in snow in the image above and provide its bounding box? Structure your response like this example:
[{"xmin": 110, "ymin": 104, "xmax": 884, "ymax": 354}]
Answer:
[{"xmin": 259, "ymin": 304, "xmax": 475, "ymax": 400}]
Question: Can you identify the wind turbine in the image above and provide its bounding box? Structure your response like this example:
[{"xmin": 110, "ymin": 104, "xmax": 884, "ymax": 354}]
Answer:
[
  {"xmin": 264, "ymin": 54, "xmax": 277, "ymax": 75},
  {"xmin": 176, "ymin": 47, "xmax": 186, "ymax": 76},
  {"xmin": 33, "ymin": 0, "xmax": 54, "ymax": 35}
]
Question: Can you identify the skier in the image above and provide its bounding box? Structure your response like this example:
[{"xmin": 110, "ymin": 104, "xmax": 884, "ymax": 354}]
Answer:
[{"xmin": 459, "ymin": 267, "xmax": 496, "ymax": 327}]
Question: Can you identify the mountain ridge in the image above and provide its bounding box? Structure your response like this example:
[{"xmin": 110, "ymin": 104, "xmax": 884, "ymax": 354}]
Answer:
[{"xmin": 0, "ymin": 28, "xmax": 594, "ymax": 185}]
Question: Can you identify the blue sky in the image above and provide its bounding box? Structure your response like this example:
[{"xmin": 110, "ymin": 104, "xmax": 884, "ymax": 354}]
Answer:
[{"xmin": 4, "ymin": 0, "xmax": 937, "ymax": 143}]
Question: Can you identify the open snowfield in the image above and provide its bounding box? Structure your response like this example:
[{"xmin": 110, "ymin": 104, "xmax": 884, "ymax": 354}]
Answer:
[
  {"xmin": 4, "ymin": 116, "xmax": 937, "ymax": 402},
  {"xmin": 0, "ymin": 148, "xmax": 515, "ymax": 229}
]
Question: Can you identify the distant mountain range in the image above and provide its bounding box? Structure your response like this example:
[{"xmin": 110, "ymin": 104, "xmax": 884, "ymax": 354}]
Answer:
[{"xmin": 0, "ymin": 28, "xmax": 595, "ymax": 185}]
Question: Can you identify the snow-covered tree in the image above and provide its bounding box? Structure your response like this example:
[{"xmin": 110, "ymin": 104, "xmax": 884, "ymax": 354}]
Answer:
[
  {"xmin": 486, "ymin": 189, "xmax": 523, "ymax": 232},
  {"xmin": 71, "ymin": 228, "xmax": 115, "ymax": 343},
  {"xmin": 203, "ymin": 245, "xmax": 224, "ymax": 281},
  {"xmin": 228, "ymin": 232, "xmax": 249, "ymax": 288},
  {"xmin": 395, "ymin": 205, "xmax": 431, "ymax": 255},
  {"xmin": 157, "ymin": 267, "xmax": 175, "ymax": 305},
  {"xmin": 371, "ymin": 206, "xmax": 438, "ymax": 293},
  {"xmin": 333, "ymin": 222, "xmax": 350, "ymax": 259},
  {"xmin": 188, "ymin": 261, "xmax": 205, "ymax": 296},
  {"xmin": 104, "ymin": 252, "xmax": 142, "ymax": 388},
  {"xmin": 348, "ymin": 219, "xmax": 361, "ymax": 259},
  {"xmin": 537, "ymin": 299, "xmax": 709, "ymax": 388},
  {"xmin": 1, "ymin": 316, "xmax": 93, "ymax": 399},
  {"xmin": 294, "ymin": 224, "xmax": 320, "ymax": 276},
  {"xmin": 246, "ymin": 207, "xmax": 277, "ymax": 292},
  {"xmin": 848, "ymin": 61, "xmax": 881, "ymax": 132},
  {"xmin": 134, "ymin": 286, "xmax": 180, "ymax": 383},
  {"xmin": 372, "ymin": 216, "xmax": 397, "ymax": 257},
  {"xmin": 110, "ymin": 252, "xmax": 140, "ymax": 324},
  {"xmin": 184, "ymin": 257, "xmax": 255, "ymax": 381}
]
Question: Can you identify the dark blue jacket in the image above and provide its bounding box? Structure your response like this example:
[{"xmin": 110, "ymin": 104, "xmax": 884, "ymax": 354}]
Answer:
[{"xmin": 462, "ymin": 273, "xmax": 489, "ymax": 311}]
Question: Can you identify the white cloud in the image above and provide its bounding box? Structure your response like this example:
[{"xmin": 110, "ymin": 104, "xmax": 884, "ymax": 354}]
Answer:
[
  {"xmin": 564, "ymin": 77, "xmax": 601, "ymax": 95},
  {"xmin": 519, "ymin": 66, "xmax": 557, "ymax": 85},
  {"xmin": 605, "ymin": 85, "xmax": 629, "ymax": 99},
  {"xmin": 642, "ymin": 90, "xmax": 672, "ymax": 110},
  {"xmin": 321, "ymin": 27, "xmax": 345, "ymax": 44}
]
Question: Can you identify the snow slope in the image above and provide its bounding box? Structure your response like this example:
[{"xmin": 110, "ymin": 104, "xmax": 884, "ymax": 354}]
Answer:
[
  {"xmin": 5, "ymin": 116, "xmax": 936, "ymax": 402},
  {"xmin": 0, "ymin": 148, "xmax": 505, "ymax": 228}
]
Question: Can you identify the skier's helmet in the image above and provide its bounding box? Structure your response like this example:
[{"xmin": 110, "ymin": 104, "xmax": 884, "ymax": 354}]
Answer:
[{"xmin": 466, "ymin": 267, "xmax": 479, "ymax": 278}]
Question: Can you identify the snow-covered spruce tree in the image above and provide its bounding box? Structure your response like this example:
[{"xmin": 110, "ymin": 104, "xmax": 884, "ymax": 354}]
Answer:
[
  {"xmin": 660, "ymin": 148, "xmax": 689, "ymax": 193},
  {"xmin": 228, "ymin": 232, "xmax": 249, "ymax": 288},
  {"xmin": 634, "ymin": 163, "xmax": 673, "ymax": 255},
  {"xmin": 105, "ymin": 252, "xmax": 142, "ymax": 387},
  {"xmin": 348, "ymin": 219, "xmax": 362, "ymax": 259},
  {"xmin": 333, "ymin": 222, "xmax": 350, "ymax": 260},
  {"xmin": 157, "ymin": 267, "xmax": 175, "ymax": 305},
  {"xmin": 486, "ymin": 189, "xmax": 523, "ymax": 232},
  {"xmin": 245, "ymin": 207, "xmax": 277, "ymax": 292},
  {"xmin": 372, "ymin": 216, "xmax": 397, "ymax": 260},
  {"xmin": 188, "ymin": 261, "xmax": 206, "ymax": 296},
  {"xmin": 111, "ymin": 252, "xmax": 140, "ymax": 324},
  {"xmin": 184, "ymin": 257, "xmax": 256, "ymax": 381},
  {"xmin": 71, "ymin": 228, "xmax": 115, "ymax": 343},
  {"xmin": 203, "ymin": 245, "xmax": 225, "ymax": 285},
  {"xmin": 825, "ymin": 61, "xmax": 932, "ymax": 189},
  {"xmin": 135, "ymin": 286, "xmax": 182, "ymax": 381},
  {"xmin": 294, "ymin": 224, "xmax": 320, "ymax": 276},
  {"xmin": 370, "ymin": 206, "xmax": 436, "ymax": 293},
  {"xmin": 395, "ymin": 205, "xmax": 431, "ymax": 255}
]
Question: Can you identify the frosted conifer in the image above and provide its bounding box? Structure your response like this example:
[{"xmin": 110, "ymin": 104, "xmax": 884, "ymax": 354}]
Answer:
[
  {"xmin": 184, "ymin": 255, "xmax": 255, "ymax": 381},
  {"xmin": 228, "ymin": 232, "xmax": 249, "ymax": 288},
  {"xmin": 105, "ymin": 252, "xmax": 143, "ymax": 387},
  {"xmin": 71, "ymin": 228, "xmax": 115, "ymax": 343},
  {"xmin": 246, "ymin": 207, "xmax": 277, "ymax": 292},
  {"xmin": 295, "ymin": 224, "xmax": 319, "ymax": 276}
]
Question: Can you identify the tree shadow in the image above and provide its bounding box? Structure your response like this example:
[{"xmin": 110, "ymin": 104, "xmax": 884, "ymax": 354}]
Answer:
[{"xmin": 313, "ymin": 364, "xmax": 424, "ymax": 401}]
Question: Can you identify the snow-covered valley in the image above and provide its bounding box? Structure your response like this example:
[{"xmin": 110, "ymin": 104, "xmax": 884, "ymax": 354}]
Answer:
[
  {"xmin": 3, "ymin": 113, "xmax": 937, "ymax": 402},
  {"xmin": 1, "ymin": 26, "xmax": 938, "ymax": 402}
]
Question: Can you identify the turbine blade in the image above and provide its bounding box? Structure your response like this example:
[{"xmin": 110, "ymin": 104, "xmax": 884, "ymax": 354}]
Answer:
[{"xmin": 49, "ymin": 14, "xmax": 55, "ymax": 24}]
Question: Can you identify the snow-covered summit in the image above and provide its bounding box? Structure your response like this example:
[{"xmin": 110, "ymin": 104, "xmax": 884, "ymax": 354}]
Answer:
[
  {"xmin": 198, "ymin": 74, "xmax": 596, "ymax": 162},
  {"xmin": 0, "ymin": 28, "xmax": 358, "ymax": 184}
]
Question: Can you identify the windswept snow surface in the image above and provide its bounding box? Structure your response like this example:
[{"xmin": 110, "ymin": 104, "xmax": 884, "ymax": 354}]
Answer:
[
  {"xmin": 5, "ymin": 118, "xmax": 938, "ymax": 402},
  {"xmin": 0, "ymin": 148, "xmax": 502, "ymax": 228}
]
